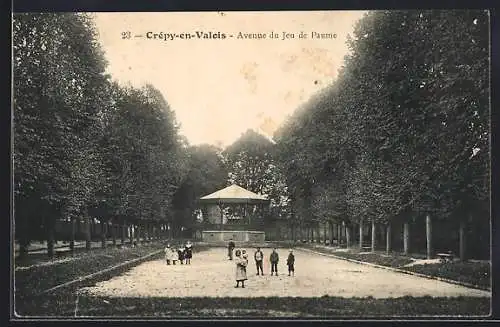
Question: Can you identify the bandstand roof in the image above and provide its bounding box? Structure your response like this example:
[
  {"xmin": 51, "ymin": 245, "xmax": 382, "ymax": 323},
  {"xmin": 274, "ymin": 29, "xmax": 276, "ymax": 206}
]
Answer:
[{"xmin": 199, "ymin": 184, "xmax": 269, "ymax": 204}]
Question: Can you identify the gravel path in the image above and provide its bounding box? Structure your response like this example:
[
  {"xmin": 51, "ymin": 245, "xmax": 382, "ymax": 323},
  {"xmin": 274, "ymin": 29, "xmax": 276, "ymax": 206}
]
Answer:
[{"xmin": 81, "ymin": 247, "xmax": 490, "ymax": 298}]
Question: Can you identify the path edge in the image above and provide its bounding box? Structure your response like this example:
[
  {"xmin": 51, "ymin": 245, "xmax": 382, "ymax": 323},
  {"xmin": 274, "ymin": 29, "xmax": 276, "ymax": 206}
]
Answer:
[{"xmin": 297, "ymin": 247, "xmax": 491, "ymax": 293}]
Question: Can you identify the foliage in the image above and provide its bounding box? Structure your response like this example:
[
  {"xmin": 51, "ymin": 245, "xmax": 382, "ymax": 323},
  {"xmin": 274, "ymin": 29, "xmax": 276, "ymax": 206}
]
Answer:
[
  {"xmin": 274, "ymin": 10, "xmax": 490, "ymax": 241},
  {"xmin": 223, "ymin": 129, "xmax": 289, "ymax": 219},
  {"xmin": 13, "ymin": 13, "xmax": 110, "ymax": 254},
  {"xmin": 172, "ymin": 144, "xmax": 228, "ymax": 230},
  {"xmin": 13, "ymin": 13, "xmax": 189, "ymax": 255}
]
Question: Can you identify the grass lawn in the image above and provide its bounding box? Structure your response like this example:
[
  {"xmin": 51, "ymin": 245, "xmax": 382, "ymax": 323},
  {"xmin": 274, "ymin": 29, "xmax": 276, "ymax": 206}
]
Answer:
[
  {"xmin": 332, "ymin": 251, "xmax": 414, "ymax": 268},
  {"xmin": 298, "ymin": 243, "xmax": 414, "ymax": 267},
  {"xmin": 297, "ymin": 243, "xmax": 491, "ymax": 289},
  {"xmin": 401, "ymin": 262, "xmax": 491, "ymax": 289},
  {"xmin": 16, "ymin": 294, "xmax": 490, "ymax": 318},
  {"xmin": 15, "ymin": 243, "xmax": 165, "ymax": 297}
]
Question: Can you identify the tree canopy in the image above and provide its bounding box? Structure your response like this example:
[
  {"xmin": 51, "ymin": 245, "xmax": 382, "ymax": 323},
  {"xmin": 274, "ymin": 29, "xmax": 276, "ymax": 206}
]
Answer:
[{"xmin": 274, "ymin": 10, "xmax": 490, "ymax": 230}]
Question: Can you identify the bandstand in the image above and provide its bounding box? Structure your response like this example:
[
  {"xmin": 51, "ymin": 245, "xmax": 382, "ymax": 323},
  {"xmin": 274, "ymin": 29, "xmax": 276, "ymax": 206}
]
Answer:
[{"xmin": 198, "ymin": 184, "xmax": 270, "ymax": 244}]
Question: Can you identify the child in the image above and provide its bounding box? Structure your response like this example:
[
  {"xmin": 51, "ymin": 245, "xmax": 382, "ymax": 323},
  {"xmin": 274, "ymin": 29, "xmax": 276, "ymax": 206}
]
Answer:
[
  {"xmin": 270, "ymin": 248, "xmax": 279, "ymax": 276},
  {"xmin": 178, "ymin": 246, "xmax": 185, "ymax": 264},
  {"xmin": 287, "ymin": 249, "xmax": 295, "ymax": 276},
  {"xmin": 171, "ymin": 246, "xmax": 178, "ymax": 265},
  {"xmin": 254, "ymin": 247, "xmax": 264, "ymax": 275},
  {"xmin": 234, "ymin": 250, "xmax": 248, "ymax": 288},
  {"xmin": 228, "ymin": 239, "xmax": 235, "ymax": 260},
  {"xmin": 164, "ymin": 244, "xmax": 172, "ymax": 265},
  {"xmin": 184, "ymin": 242, "xmax": 193, "ymax": 264},
  {"xmin": 242, "ymin": 250, "xmax": 248, "ymax": 274}
]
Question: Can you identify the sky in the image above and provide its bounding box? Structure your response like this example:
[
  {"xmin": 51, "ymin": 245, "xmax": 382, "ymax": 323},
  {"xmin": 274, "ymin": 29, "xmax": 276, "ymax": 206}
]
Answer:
[{"xmin": 92, "ymin": 11, "xmax": 366, "ymax": 147}]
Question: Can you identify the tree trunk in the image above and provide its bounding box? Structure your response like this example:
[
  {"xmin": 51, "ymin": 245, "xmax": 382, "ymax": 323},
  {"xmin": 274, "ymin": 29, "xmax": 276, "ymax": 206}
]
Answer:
[
  {"xmin": 386, "ymin": 223, "xmax": 391, "ymax": 254},
  {"xmin": 426, "ymin": 214, "xmax": 432, "ymax": 259},
  {"xmin": 371, "ymin": 219, "xmax": 376, "ymax": 252},
  {"xmin": 323, "ymin": 223, "xmax": 327, "ymax": 244},
  {"xmin": 121, "ymin": 220, "xmax": 126, "ymax": 245},
  {"xmin": 85, "ymin": 216, "xmax": 92, "ymax": 250},
  {"xmin": 111, "ymin": 220, "xmax": 117, "ymax": 246},
  {"xmin": 137, "ymin": 224, "xmax": 142, "ymax": 243},
  {"xmin": 403, "ymin": 222, "xmax": 410, "ymax": 255},
  {"xmin": 69, "ymin": 216, "xmax": 76, "ymax": 252},
  {"xmin": 338, "ymin": 223, "xmax": 342, "ymax": 246},
  {"xmin": 346, "ymin": 224, "xmax": 351, "ymax": 248},
  {"xmin": 16, "ymin": 212, "xmax": 30, "ymax": 259},
  {"xmin": 47, "ymin": 220, "xmax": 55, "ymax": 259},
  {"xmin": 141, "ymin": 223, "xmax": 146, "ymax": 243},
  {"xmin": 359, "ymin": 219, "xmax": 364, "ymax": 249},
  {"xmin": 330, "ymin": 222, "xmax": 334, "ymax": 245},
  {"xmin": 460, "ymin": 219, "xmax": 467, "ymax": 261},
  {"xmin": 101, "ymin": 220, "xmax": 107, "ymax": 248},
  {"xmin": 18, "ymin": 239, "xmax": 29, "ymax": 259}
]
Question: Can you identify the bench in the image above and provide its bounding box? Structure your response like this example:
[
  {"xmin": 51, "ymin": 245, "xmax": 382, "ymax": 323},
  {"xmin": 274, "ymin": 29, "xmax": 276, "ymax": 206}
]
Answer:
[{"xmin": 436, "ymin": 252, "xmax": 454, "ymax": 263}]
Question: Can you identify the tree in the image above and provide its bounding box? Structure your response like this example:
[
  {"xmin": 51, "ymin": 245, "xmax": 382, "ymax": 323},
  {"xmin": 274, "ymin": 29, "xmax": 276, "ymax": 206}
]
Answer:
[
  {"xmin": 224, "ymin": 129, "xmax": 288, "ymax": 214},
  {"xmin": 172, "ymin": 144, "xmax": 228, "ymax": 234},
  {"xmin": 98, "ymin": 83, "xmax": 188, "ymax": 240},
  {"xmin": 13, "ymin": 13, "xmax": 109, "ymax": 257},
  {"xmin": 274, "ymin": 10, "xmax": 489, "ymax": 256}
]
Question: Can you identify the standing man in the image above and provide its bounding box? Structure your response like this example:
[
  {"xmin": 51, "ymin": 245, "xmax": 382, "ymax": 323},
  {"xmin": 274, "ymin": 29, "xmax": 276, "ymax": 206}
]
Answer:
[
  {"xmin": 228, "ymin": 239, "xmax": 235, "ymax": 260},
  {"xmin": 270, "ymin": 248, "xmax": 279, "ymax": 276},
  {"xmin": 287, "ymin": 249, "xmax": 295, "ymax": 276},
  {"xmin": 254, "ymin": 247, "xmax": 264, "ymax": 275}
]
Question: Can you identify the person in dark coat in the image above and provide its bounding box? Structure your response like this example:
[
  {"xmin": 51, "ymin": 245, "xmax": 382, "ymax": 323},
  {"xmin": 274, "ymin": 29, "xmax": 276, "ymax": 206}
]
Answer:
[
  {"xmin": 228, "ymin": 239, "xmax": 235, "ymax": 260},
  {"xmin": 287, "ymin": 249, "xmax": 295, "ymax": 276},
  {"xmin": 269, "ymin": 248, "xmax": 279, "ymax": 276},
  {"xmin": 177, "ymin": 246, "xmax": 185, "ymax": 264},
  {"xmin": 254, "ymin": 247, "xmax": 264, "ymax": 275},
  {"xmin": 184, "ymin": 242, "xmax": 193, "ymax": 264}
]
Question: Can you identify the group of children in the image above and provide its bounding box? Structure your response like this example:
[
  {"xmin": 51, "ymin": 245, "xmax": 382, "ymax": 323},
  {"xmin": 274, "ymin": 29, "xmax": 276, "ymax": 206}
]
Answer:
[
  {"xmin": 233, "ymin": 246, "xmax": 296, "ymax": 287},
  {"xmin": 164, "ymin": 241, "xmax": 193, "ymax": 265}
]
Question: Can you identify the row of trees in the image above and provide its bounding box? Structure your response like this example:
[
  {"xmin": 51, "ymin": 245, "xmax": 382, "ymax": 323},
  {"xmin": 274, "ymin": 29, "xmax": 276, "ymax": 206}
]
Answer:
[
  {"xmin": 274, "ymin": 10, "xmax": 490, "ymax": 260},
  {"xmin": 14, "ymin": 11, "xmax": 490, "ymax": 261},
  {"xmin": 13, "ymin": 13, "xmax": 231, "ymax": 258}
]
